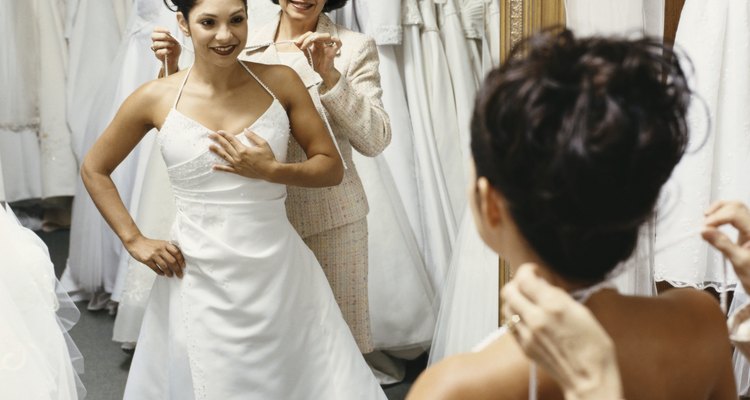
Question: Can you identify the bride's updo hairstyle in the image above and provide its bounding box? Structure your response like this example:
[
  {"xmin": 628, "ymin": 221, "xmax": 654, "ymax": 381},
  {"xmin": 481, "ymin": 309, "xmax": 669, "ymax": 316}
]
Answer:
[
  {"xmin": 471, "ymin": 29, "xmax": 691, "ymax": 284},
  {"xmin": 164, "ymin": 0, "xmax": 248, "ymax": 19}
]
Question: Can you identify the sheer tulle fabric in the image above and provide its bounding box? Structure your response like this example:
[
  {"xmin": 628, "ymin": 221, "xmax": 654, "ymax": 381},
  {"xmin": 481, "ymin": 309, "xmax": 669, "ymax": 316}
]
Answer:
[
  {"xmin": 428, "ymin": 212, "xmax": 499, "ymax": 364},
  {"xmin": 0, "ymin": 204, "xmax": 85, "ymax": 399}
]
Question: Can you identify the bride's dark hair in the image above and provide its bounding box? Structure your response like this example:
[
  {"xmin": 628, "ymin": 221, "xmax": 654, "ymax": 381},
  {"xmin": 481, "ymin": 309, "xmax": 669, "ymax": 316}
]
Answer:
[
  {"xmin": 164, "ymin": 0, "xmax": 248, "ymax": 19},
  {"xmin": 471, "ymin": 28, "xmax": 691, "ymax": 284}
]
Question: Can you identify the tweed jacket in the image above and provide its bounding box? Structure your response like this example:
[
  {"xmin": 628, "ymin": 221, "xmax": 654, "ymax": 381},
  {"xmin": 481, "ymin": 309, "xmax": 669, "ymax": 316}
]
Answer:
[{"xmin": 241, "ymin": 13, "xmax": 391, "ymax": 239}]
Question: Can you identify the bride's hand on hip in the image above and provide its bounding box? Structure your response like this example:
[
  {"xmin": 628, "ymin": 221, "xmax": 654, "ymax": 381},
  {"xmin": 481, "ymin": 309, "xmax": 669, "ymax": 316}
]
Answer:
[
  {"xmin": 126, "ymin": 235, "xmax": 186, "ymax": 278},
  {"xmin": 209, "ymin": 130, "xmax": 279, "ymax": 181}
]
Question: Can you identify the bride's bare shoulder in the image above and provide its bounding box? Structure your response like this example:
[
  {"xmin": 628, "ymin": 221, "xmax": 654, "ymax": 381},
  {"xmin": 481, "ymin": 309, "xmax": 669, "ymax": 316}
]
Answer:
[
  {"xmin": 132, "ymin": 70, "xmax": 189, "ymax": 102},
  {"xmin": 408, "ymin": 335, "xmax": 549, "ymax": 400}
]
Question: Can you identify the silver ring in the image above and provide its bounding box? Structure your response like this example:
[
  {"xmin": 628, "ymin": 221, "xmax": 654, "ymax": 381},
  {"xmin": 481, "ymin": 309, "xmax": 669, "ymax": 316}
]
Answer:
[
  {"xmin": 505, "ymin": 314, "xmax": 522, "ymax": 333},
  {"xmin": 325, "ymin": 41, "xmax": 337, "ymax": 47}
]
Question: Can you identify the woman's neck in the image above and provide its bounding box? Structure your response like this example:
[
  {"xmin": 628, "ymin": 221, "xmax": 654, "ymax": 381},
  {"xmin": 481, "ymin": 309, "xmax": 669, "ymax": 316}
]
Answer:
[
  {"xmin": 275, "ymin": 13, "xmax": 319, "ymax": 41},
  {"xmin": 506, "ymin": 248, "xmax": 590, "ymax": 293},
  {"xmin": 189, "ymin": 59, "xmax": 243, "ymax": 93}
]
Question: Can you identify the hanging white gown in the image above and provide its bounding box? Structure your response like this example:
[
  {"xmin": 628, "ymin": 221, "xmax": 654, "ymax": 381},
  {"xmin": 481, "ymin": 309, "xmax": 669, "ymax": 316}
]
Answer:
[
  {"xmin": 428, "ymin": 215, "xmax": 499, "ymax": 364},
  {"xmin": 65, "ymin": 0, "xmax": 127, "ymax": 160},
  {"xmin": 428, "ymin": 0, "xmax": 494, "ymax": 365},
  {"xmin": 419, "ymin": 0, "xmax": 465, "ymax": 234},
  {"xmin": 63, "ymin": 0, "xmax": 174, "ymax": 308},
  {"xmin": 0, "ymin": 203, "xmax": 85, "ymax": 400},
  {"xmin": 438, "ymin": 0, "xmax": 480, "ymax": 154},
  {"xmin": 401, "ymin": 0, "xmax": 460, "ymax": 300},
  {"xmin": 564, "ymin": 0, "xmax": 646, "ymax": 37},
  {"xmin": 123, "ymin": 65, "xmax": 386, "ymax": 400},
  {"xmin": 0, "ymin": 0, "xmax": 43, "ymax": 203},
  {"xmin": 654, "ymin": 0, "xmax": 749, "ymax": 291},
  {"xmin": 110, "ymin": 0, "xmax": 189, "ymax": 343},
  {"xmin": 36, "ymin": 0, "xmax": 78, "ymax": 200}
]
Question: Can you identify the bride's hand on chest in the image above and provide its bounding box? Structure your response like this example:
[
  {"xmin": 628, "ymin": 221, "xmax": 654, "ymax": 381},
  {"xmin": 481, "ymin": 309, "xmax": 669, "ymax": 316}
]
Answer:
[{"xmin": 208, "ymin": 129, "xmax": 279, "ymax": 181}]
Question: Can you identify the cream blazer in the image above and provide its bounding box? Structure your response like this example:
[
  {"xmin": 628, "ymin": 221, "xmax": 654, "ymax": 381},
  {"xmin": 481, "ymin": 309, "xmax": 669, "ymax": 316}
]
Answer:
[{"xmin": 242, "ymin": 13, "xmax": 391, "ymax": 238}]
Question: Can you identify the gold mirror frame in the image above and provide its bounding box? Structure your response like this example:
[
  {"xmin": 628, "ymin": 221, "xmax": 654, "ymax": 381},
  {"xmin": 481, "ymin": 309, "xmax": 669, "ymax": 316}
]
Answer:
[{"xmin": 497, "ymin": 1, "xmax": 566, "ymax": 314}]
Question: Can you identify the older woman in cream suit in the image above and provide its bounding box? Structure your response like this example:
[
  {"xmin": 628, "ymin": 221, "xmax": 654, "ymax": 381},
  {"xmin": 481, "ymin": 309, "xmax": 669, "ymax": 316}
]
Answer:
[{"xmin": 152, "ymin": 0, "xmax": 391, "ymax": 353}]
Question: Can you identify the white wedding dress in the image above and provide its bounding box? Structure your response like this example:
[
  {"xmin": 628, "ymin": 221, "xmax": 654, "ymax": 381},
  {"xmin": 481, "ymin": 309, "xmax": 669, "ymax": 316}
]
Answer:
[
  {"xmin": 0, "ymin": 203, "xmax": 85, "ymax": 400},
  {"xmin": 0, "ymin": 0, "xmax": 43, "ymax": 203},
  {"xmin": 123, "ymin": 64, "xmax": 385, "ymax": 400},
  {"xmin": 565, "ymin": 0, "xmax": 665, "ymax": 39},
  {"xmin": 654, "ymin": 0, "xmax": 749, "ymax": 291}
]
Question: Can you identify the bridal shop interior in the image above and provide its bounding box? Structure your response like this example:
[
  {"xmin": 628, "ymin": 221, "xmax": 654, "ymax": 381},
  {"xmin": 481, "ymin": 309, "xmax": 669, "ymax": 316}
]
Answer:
[{"xmin": 3, "ymin": 0, "xmax": 750, "ymax": 399}]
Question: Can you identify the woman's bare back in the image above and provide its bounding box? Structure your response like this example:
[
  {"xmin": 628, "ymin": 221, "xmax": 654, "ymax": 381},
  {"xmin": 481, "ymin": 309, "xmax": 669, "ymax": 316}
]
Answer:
[{"xmin": 411, "ymin": 288, "xmax": 735, "ymax": 400}]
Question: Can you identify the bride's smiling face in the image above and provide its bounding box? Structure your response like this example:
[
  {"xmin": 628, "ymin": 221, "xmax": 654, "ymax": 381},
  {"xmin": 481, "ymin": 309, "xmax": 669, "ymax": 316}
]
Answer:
[{"xmin": 178, "ymin": 0, "xmax": 248, "ymax": 67}]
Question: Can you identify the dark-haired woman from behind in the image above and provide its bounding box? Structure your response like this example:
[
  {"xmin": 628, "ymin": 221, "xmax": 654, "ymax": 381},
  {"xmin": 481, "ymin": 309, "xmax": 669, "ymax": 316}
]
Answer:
[
  {"xmin": 408, "ymin": 30, "xmax": 736, "ymax": 400},
  {"xmin": 81, "ymin": 0, "xmax": 386, "ymax": 398}
]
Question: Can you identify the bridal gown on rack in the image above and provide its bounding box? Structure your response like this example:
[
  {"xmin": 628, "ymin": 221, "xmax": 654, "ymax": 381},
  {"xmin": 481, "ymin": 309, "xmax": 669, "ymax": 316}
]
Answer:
[
  {"xmin": 671, "ymin": 0, "xmax": 750, "ymax": 394},
  {"xmin": 123, "ymin": 64, "xmax": 386, "ymax": 400},
  {"xmin": 63, "ymin": 0, "xmax": 176, "ymax": 308},
  {"xmin": 401, "ymin": 0, "xmax": 460, "ymax": 298},
  {"xmin": 654, "ymin": 0, "xmax": 749, "ymax": 291},
  {"xmin": 36, "ymin": 0, "xmax": 78, "ymax": 201},
  {"xmin": 0, "ymin": 0, "xmax": 43, "ymax": 203},
  {"xmin": 428, "ymin": 0, "xmax": 504, "ymax": 364},
  {"xmin": 65, "ymin": 0, "xmax": 129, "ymax": 160},
  {"xmin": 111, "ymin": 0, "xmax": 190, "ymax": 344}
]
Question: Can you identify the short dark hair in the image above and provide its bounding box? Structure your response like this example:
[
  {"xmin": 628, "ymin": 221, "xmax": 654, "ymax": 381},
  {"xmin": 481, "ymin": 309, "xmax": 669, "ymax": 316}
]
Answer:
[
  {"xmin": 269, "ymin": 0, "xmax": 349, "ymax": 13},
  {"xmin": 471, "ymin": 28, "xmax": 691, "ymax": 284},
  {"xmin": 164, "ymin": 0, "xmax": 248, "ymax": 20}
]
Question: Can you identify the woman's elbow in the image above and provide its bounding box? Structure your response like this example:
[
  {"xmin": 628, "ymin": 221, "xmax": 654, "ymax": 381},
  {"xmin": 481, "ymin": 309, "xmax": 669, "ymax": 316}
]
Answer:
[
  {"xmin": 79, "ymin": 155, "xmax": 108, "ymax": 190},
  {"xmin": 80, "ymin": 157, "xmax": 94, "ymax": 186},
  {"xmin": 327, "ymin": 158, "xmax": 344, "ymax": 186}
]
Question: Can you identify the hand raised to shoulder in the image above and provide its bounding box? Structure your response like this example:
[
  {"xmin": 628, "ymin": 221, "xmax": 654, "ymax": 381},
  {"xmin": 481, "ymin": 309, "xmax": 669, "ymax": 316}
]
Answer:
[
  {"xmin": 501, "ymin": 264, "xmax": 623, "ymax": 400},
  {"xmin": 702, "ymin": 200, "xmax": 750, "ymax": 293},
  {"xmin": 294, "ymin": 31, "xmax": 342, "ymax": 89},
  {"xmin": 151, "ymin": 26, "xmax": 181, "ymax": 76}
]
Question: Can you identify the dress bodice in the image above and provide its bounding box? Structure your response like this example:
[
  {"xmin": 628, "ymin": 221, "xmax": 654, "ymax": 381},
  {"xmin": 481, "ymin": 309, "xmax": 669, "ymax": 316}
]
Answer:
[{"xmin": 157, "ymin": 63, "xmax": 290, "ymax": 205}]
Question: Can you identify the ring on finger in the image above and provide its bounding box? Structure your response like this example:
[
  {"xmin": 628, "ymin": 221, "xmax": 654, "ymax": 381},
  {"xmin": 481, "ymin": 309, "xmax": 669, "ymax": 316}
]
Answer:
[
  {"xmin": 324, "ymin": 41, "xmax": 337, "ymax": 47},
  {"xmin": 505, "ymin": 314, "xmax": 522, "ymax": 333}
]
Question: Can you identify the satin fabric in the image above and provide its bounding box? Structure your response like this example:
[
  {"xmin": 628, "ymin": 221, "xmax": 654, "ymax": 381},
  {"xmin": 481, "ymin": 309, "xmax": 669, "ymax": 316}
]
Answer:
[{"xmin": 124, "ymin": 67, "xmax": 385, "ymax": 400}]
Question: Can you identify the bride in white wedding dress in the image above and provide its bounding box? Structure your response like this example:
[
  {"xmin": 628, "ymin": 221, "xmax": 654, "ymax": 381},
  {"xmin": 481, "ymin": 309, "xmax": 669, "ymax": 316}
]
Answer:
[{"xmin": 81, "ymin": 0, "xmax": 385, "ymax": 398}]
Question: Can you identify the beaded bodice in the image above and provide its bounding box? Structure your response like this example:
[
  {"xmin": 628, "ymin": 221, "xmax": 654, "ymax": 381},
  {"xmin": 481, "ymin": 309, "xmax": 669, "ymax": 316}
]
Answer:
[{"xmin": 157, "ymin": 63, "xmax": 290, "ymax": 205}]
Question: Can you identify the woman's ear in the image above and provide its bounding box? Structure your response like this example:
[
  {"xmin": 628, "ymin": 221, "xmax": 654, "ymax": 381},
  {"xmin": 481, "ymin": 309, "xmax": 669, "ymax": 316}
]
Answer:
[
  {"xmin": 476, "ymin": 177, "xmax": 504, "ymax": 229},
  {"xmin": 177, "ymin": 12, "xmax": 190, "ymax": 36}
]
